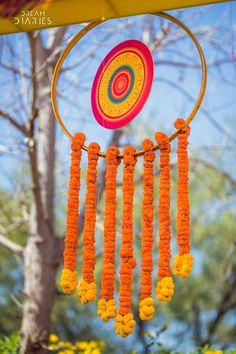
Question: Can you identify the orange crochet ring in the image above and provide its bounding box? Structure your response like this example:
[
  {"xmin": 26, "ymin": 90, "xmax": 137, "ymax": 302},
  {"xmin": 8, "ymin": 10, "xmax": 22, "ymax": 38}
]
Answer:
[{"xmin": 51, "ymin": 12, "xmax": 207, "ymax": 157}]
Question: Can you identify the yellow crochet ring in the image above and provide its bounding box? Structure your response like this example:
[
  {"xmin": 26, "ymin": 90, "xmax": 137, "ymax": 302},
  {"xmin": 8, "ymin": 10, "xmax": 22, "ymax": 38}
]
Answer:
[{"xmin": 51, "ymin": 12, "xmax": 207, "ymax": 158}]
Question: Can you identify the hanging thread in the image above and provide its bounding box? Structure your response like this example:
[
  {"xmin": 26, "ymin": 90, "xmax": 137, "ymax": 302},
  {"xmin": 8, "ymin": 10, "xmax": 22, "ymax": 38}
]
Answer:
[
  {"xmin": 139, "ymin": 139, "xmax": 155, "ymax": 320},
  {"xmin": 155, "ymin": 132, "xmax": 174, "ymax": 302},
  {"xmin": 173, "ymin": 119, "xmax": 193, "ymax": 277},
  {"xmin": 78, "ymin": 142, "xmax": 100, "ymax": 304},
  {"xmin": 98, "ymin": 146, "xmax": 120, "ymax": 322},
  {"xmin": 61, "ymin": 132, "xmax": 86, "ymax": 294},
  {"xmin": 115, "ymin": 146, "xmax": 137, "ymax": 337}
]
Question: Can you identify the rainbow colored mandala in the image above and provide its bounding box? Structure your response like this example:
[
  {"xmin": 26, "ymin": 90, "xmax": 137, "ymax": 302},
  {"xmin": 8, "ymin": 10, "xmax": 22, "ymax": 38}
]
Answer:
[{"xmin": 91, "ymin": 40, "xmax": 154, "ymax": 129}]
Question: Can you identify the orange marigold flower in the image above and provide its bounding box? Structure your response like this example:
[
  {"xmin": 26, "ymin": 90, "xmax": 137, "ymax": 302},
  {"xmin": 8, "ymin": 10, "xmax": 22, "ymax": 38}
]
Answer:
[
  {"xmin": 155, "ymin": 132, "xmax": 174, "ymax": 302},
  {"xmin": 60, "ymin": 132, "xmax": 85, "ymax": 294},
  {"xmin": 139, "ymin": 139, "xmax": 155, "ymax": 320},
  {"xmin": 173, "ymin": 118, "xmax": 193, "ymax": 278},
  {"xmin": 78, "ymin": 142, "xmax": 100, "ymax": 304},
  {"xmin": 99, "ymin": 146, "xmax": 120, "ymax": 321},
  {"xmin": 115, "ymin": 146, "xmax": 137, "ymax": 336}
]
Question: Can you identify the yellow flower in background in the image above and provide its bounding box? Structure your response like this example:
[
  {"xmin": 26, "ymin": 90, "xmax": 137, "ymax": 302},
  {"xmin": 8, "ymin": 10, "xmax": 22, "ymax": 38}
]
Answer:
[
  {"xmin": 58, "ymin": 341, "xmax": 67, "ymax": 348},
  {"xmin": 63, "ymin": 341, "xmax": 76, "ymax": 350},
  {"xmin": 76, "ymin": 341, "xmax": 89, "ymax": 350},
  {"xmin": 49, "ymin": 334, "xmax": 59, "ymax": 343},
  {"xmin": 49, "ymin": 335, "xmax": 106, "ymax": 354},
  {"xmin": 48, "ymin": 344, "xmax": 60, "ymax": 350},
  {"xmin": 90, "ymin": 349, "xmax": 101, "ymax": 354},
  {"xmin": 205, "ymin": 350, "xmax": 223, "ymax": 354}
]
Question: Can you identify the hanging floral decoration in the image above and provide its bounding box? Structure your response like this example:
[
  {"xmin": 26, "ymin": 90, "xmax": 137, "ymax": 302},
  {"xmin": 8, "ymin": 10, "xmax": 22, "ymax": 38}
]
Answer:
[
  {"xmin": 115, "ymin": 146, "xmax": 137, "ymax": 337},
  {"xmin": 77, "ymin": 142, "xmax": 100, "ymax": 304},
  {"xmin": 60, "ymin": 132, "xmax": 86, "ymax": 294},
  {"xmin": 54, "ymin": 31, "xmax": 198, "ymax": 338},
  {"xmin": 98, "ymin": 146, "xmax": 120, "ymax": 322},
  {"xmin": 50, "ymin": 5, "xmax": 207, "ymax": 338},
  {"xmin": 155, "ymin": 132, "xmax": 174, "ymax": 302},
  {"xmin": 59, "ymin": 118, "xmax": 194, "ymax": 341},
  {"xmin": 172, "ymin": 118, "xmax": 193, "ymax": 277},
  {"xmin": 139, "ymin": 139, "xmax": 155, "ymax": 321},
  {"xmin": 59, "ymin": 125, "xmax": 193, "ymax": 337}
]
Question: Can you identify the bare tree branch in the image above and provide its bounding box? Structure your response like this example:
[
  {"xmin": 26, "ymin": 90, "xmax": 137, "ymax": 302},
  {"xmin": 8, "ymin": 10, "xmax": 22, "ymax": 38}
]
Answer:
[
  {"xmin": 156, "ymin": 58, "xmax": 235, "ymax": 69},
  {"xmin": 0, "ymin": 60, "xmax": 31, "ymax": 78},
  {"xmin": 27, "ymin": 33, "xmax": 39, "ymax": 136},
  {"xmin": 201, "ymin": 277, "xmax": 236, "ymax": 346},
  {"xmin": 0, "ymin": 234, "xmax": 24, "ymax": 257},
  {"xmin": 190, "ymin": 157, "xmax": 236, "ymax": 187},
  {"xmin": 0, "ymin": 109, "xmax": 27, "ymax": 135},
  {"xmin": 158, "ymin": 76, "xmax": 236, "ymax": 144},
  {"xmin": 51, "ymin": 27, "xmax": 67, "ymax": 53}
]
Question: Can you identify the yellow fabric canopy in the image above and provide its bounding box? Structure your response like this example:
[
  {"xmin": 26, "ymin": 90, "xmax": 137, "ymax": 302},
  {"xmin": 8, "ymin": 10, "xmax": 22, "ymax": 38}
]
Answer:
[{"xmin": 0, "ymin": 0, "xmax": 232, "ymax": 35}]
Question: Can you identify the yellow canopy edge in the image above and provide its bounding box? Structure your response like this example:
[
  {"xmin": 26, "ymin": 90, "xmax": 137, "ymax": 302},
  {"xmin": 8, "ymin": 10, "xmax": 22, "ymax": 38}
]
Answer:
[{"xmin": 0, "ymin": 0, "xmax": 232, "ymax": 35}]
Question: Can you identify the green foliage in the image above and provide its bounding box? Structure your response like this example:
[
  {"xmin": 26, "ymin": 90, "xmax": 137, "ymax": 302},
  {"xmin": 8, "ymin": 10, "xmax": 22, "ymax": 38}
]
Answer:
[
  {"xmin": 0, "ymin": 190, "xmax": 27, "ymax": 334},
  {"xmin": 0, "ymin": 332, "xmax": 20, "ymax": 354}
]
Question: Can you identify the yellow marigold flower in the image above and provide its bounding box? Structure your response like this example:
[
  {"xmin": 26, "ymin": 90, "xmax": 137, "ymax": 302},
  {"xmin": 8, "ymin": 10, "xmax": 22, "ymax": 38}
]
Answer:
[
  {"xmin": 84, "ymin": 349, "xmax": 100, "ymax": 354},
  {"xmin": 139, "ymin": 297, "xmax": 155, "ymax": 320},
  {"xmin": 89, "ymin": 340, "xmax": 98, "ymax": 348},
  {"xmin": 49, "ymin": 334, "xmax": 59, "ymax": 343},
  {"xmin": 48, "ymin": 344, "xmax": 59, "ymax": 350},
  {"xmin": 58, "ymin": 341, "xmax": 66, "ymax": 347},
  {"xmin": 173, "ymin": 253, "xmax": 193, "ymax": 278},
  {"xmin": 97, "ymin": 298, "xmax": 117, "ymax": 322},
  {"xmin": 76, "ymin": 341, "xmax": 89, "ymax": 350},
  {"xmin": 61, "ymin": 269, "xmax": 77, "ymax": 294},
  {"xmin": 77, "ymin": 279, "xmax": 97, "ymax": 304},
  {"xmin": 91, "ymin": 349, "xmax": 101, "ymax": 354},
  {"xmin": 63, "ymin": 341, "xmax": 75, "ymax": 348},
  {"xmin": 156, "ymin": 276, "xmax": 174, "ymax": 302},
  {"xmin": 115, "ymin": 313, "xmax": 136, "ymax": 337}
]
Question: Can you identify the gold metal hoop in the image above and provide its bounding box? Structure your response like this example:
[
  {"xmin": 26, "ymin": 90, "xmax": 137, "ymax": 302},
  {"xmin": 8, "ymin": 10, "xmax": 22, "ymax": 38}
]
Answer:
[{"xmin": 51, "ymin": 12, "xmax": 207, "ymax": 158}]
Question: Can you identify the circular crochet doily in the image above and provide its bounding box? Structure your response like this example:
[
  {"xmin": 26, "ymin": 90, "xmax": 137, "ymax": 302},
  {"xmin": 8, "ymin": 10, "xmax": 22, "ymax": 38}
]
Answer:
[{"xmin": 91, "ymin": 40, "xmax": 154, "ymax": 129}]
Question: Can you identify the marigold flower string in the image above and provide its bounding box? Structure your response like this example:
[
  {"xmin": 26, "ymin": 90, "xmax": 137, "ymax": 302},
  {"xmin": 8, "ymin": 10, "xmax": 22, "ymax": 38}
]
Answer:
[
  {"xmin": 173, "ymin": 118, "xmax": 193, "ymax": 278},
  {"xmin": 98, "ymin": 146, "xmax": 120, "ymax": 322},
  {"xmin": 139, "ymin": 139, "xmax": 155, "ymax": 320},
  {"xmin": 77, "ymin": 142, "xmax": 100, "ymax": 304},
  {"xmin": 60, "ymin": 132, "xmax": 86, "ymax": 294},
  {"xmin": 155, "ymin": 132, "xmax": 174, "ymax": 302},
  {"xmin": 115, "ymin": 146, "xmax": 137, "ymax": 337}
]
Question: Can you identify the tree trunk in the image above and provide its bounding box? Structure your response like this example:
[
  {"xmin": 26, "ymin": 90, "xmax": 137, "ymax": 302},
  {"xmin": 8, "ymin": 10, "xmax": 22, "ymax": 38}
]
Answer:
[
  {"xmin": 21, "ymin": 32, "xmax": 62, "ymax": 354},
  {"xmin": 21, "ymin": 230, "xmax": 60, "ymax": 354}
]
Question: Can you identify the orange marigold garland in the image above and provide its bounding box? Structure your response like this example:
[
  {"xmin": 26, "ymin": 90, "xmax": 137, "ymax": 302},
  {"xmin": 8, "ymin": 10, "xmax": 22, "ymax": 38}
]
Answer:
[
  {"xmin": 139, "ymin": 139, "xmax": 155, "ymax": 320},
  {"xmin": 115, "ymin": 146, "xmax": 137, "ymax": 337},
  {"xmin": 77, "ymin": 142, "xmax": 100, "ymax": 304},
  {"xmin": 155, "ymin": 132, "xmax": 174, "ymax": 302},
  {"xmin": 61, "ymin": 132, "xmax": 86, "ymax": 294},
  {"xmin": 98, "ymin": 146, "xmax": 120, "ymax": 322},
  {"xmin": 173, "ymin": 119, "xmax": 193, "ymax": 277}
]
